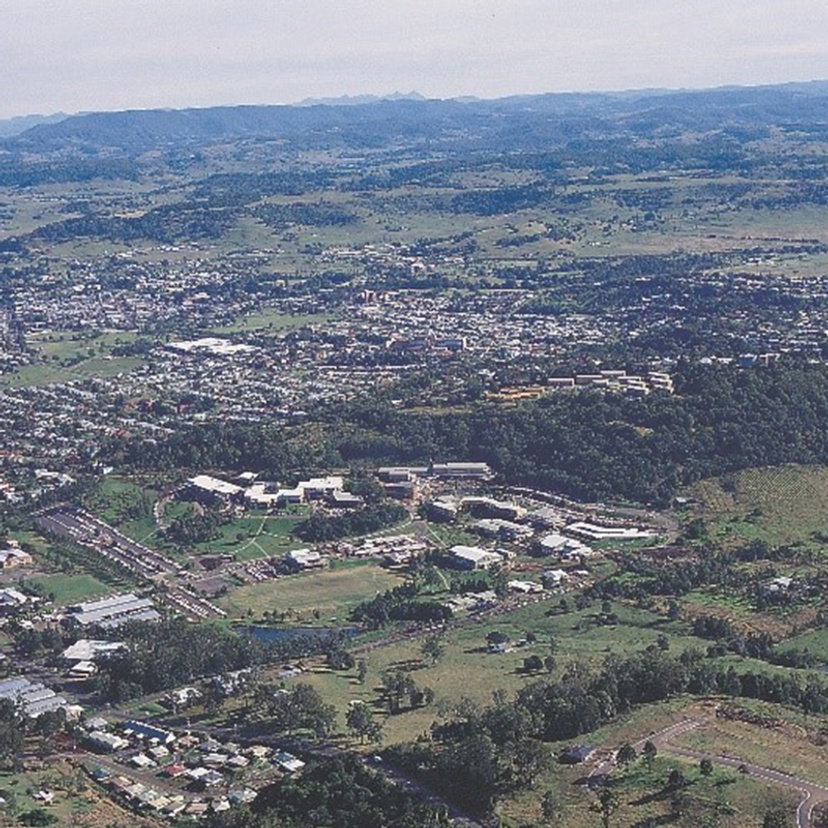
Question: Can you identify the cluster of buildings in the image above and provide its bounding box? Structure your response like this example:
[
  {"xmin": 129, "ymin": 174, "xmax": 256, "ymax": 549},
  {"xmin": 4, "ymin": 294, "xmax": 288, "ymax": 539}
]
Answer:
[
  {"xmin": 427, "ymin": 493, "xmax": 659, "ymax": 572},
  {"xmin": 64, "ymin": 593, "xmax": 161, "ymax": 630},
  {"xmin": 80, "ymin": 716, "xmax": 303, "ymax": 820},
  {"xmin": 546, "ymin": 370, "xmax": 674, "ymax": 395},
  {"xmin": 182, "ymin": 473, "xmax": 363, "ymax": 510},
  {"xmin": 0, "ymin": 677, "xmax": 77, "ymax": 719}
]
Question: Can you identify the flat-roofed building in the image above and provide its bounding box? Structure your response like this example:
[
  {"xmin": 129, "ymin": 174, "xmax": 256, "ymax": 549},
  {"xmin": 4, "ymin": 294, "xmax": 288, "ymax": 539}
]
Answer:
[{"xmin": 450, "ymin": 545, "xmax": 503, "ymax": 571}]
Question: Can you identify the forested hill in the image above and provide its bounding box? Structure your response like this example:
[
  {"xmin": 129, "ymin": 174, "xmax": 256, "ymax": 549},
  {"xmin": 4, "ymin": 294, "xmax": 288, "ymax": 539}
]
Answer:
[
  {"xmin": 7, "ymin": 80, "xmax": 828, "ymax": 157},
  {"xmin": 110, "ymin": 362, "xmax": 828, "ymax": 508}
]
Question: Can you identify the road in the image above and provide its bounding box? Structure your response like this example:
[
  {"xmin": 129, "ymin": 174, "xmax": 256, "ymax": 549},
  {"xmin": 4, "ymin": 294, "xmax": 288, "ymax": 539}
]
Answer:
[{"xmin": 593, "ymin": 718, "xmax": 828, "ymax": 828}]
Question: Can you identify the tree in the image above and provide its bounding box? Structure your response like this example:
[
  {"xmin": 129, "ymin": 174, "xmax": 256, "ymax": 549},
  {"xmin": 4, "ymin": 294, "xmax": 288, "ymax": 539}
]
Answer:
[
  {"xmin": 422, "ymin": 636, "xmax": 445, "ymax": 665},
  {"xmin": 357, "ymin": 659, "xmax": 368, "ymax": 684},
  {"xmin": 523, "ymin": 655, "xmax": 544, "ymax": 673},
  {"xmin": 346, "ymin": 703, "xmax": 383, "ymax": 745},
  {"xmin": 642, "ymin": 740, "xmax": 657, "ymax": 772},
  {"xmin": 381, "ymin": 670, "xmax": 418, "ymax": 714},
  {"xmin": 266, "ymin": 683, "xmax": 337, "ymax": 738},
  {"xmin": 597, "ymin": 787, "xmax": 619, "ymax": 828},
  {"xmin": 699, "ymin": 757, "xmax": 713, "ymax": 776},
  {"xmin": 667, "ymin": 768, "xmax": 686, "ymax": 789},
  {"xmin": 616, "ymin": 743, "xmax": 637, "ymax": 766},
  {"xmin": 762, "ymin": 808, "xmax": 792, "ymax": 828},
  {"xmin": 486, "ymin": 631, "xmax": 509, "ymax": 651},
  {"xmin": 541, "ymin": 789, "xmax": 562, "ymax": 825}
]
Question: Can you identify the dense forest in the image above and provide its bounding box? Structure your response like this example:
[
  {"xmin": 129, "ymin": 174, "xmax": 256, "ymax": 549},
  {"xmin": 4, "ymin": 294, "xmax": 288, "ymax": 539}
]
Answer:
[
  {"xmin": 205, "ymin": 754, "xmax": 450, "ymax": 828},
  {"xmin": 109, "ymin": 362, "xmax": 828, "ymax": 506}
]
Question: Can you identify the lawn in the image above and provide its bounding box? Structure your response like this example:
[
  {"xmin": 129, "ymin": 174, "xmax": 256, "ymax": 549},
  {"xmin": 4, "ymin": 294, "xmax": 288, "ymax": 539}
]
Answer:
[
  {"xmin": 184, "ymin": 513, "xmax": 310, "ymax": 559},
  {"xmin": 26, "ymin": 573, "xmax": 111, "ymax": 605},
  {"xmin": 1, "ymin": 356, "xmax": 144, "ymax": 387},
  {"xmin": 293, "ymin": 601, "xmax": 705, "ymax": 746},
  {"xmin": 217, "ymin": 562, "xmax": 403, "ymax": 621}
]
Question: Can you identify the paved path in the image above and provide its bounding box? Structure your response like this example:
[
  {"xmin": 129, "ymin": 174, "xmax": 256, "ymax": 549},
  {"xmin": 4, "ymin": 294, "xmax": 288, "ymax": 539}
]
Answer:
[{"xmin": 594, "ymin": 718, "xmax": 828, "ymax": 828}]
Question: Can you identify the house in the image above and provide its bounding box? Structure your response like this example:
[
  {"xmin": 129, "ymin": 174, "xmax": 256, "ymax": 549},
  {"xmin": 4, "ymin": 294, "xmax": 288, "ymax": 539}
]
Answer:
[
  {"xmin": 559, "ymin": 744, "xmax": 595, "ymax": 764},
  {"xmin": 0, "ymin": 588, "xmax": 31, "ymax": 614},
  {"xmin": 507, "ymin": 580, "xmax": 544, "ymax": 595},
  {"xmin": 542, "ymin": 569, "xmax": 569, "ymax": 588},
  {"xmin": 68, "ymin": 661, "xmax": 98, "ymax": 679},
  {"xmin": 86, "ymin": 731, "xmax": 129, "ymax": 753},
  {"xmin": 272, "ymin": 750, "xmax": 305, "ymax": 773},
  {"xmin": 0, "ymin": 544, "xmax": 32, "ymax": 569}
]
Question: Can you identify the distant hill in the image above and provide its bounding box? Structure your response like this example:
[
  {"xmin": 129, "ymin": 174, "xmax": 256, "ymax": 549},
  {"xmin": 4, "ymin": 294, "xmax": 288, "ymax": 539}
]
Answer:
[
  {"xmin": 295, "ymin": 91, "xmax": 429, "ymax": 106},
  {"xmin": 4, "ymin": 80, "xmax": 828, "ymax": 160},
  {"xmin": 0, "ymin": 112, "xmax": 69, "ymax": 138}
]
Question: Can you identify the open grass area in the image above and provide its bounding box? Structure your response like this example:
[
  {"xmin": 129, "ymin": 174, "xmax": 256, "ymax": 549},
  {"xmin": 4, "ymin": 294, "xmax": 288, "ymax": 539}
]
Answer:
[
  {"xmin": 218, "ymin": 562, "xmax": 403, "ymax": 621},
  {"xmin": 292, "ymin": 601, "xmax": 705, "ymax": 746},
  {"xmin": 1, "ymin": 355, "xmax": 144, "ymax": 387},
  {"xmin": 686, "ymin": 464, "xmax": 828, "ymax": 549},
  {"xmin": 189, "ymin": 514, "xmax": 309, "ymax": 558},
  {"xmin": 673, "ymin": 714, "xmax": 828, "ymax": 786},
  {"xmin": 776, "ymin": 627, "xmax": 828, "ymax": 663},
  {"xmin": 25, "ymin": 573, "xmax": 111, "ymax": 605}
]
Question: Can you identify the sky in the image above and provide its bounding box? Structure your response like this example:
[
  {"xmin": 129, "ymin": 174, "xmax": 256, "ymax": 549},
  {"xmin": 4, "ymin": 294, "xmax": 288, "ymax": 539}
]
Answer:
[{"xmin": 3, "ymin": 0, "xmax": 828, "ymax": 119}]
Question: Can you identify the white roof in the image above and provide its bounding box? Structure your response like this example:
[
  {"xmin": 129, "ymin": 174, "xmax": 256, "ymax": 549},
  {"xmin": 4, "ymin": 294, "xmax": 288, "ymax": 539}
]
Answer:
[
  {"xmin": 62, "ymin": 639, "xmax": 125, "ymax": 662},
  {"xmin": 188, "ymin": 475, "xmax": 244, "ymax": 497},
  {"xmin": 451, "ymin": 545, "xmax": 500, "ymax": 564}
]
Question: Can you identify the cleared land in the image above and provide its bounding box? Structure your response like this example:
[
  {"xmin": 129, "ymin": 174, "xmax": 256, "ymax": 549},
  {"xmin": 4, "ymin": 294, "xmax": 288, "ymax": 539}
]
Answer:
[
  {"xmin": 686, "ymin": 464, "xmax": 828, "ymax": 549},
  {"xmin": 26, "ymin": 573, "xmax": 111, "ymax": 605},
  {"xmin": 217, "ymin": 562, "xmax": 403, "ymax": 621}
]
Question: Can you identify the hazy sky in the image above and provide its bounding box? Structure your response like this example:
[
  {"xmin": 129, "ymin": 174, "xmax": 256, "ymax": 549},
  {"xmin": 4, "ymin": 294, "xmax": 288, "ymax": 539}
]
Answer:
[{"xmin": 3, "ymin": 0, "xmax": 828, "ymax": 119}]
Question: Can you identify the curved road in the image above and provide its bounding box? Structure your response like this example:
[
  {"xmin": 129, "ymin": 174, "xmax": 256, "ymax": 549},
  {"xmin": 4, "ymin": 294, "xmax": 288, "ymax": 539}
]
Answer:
[{"xmin": 594, "ymin": 719, "xmax": 828, "ymax": 828}]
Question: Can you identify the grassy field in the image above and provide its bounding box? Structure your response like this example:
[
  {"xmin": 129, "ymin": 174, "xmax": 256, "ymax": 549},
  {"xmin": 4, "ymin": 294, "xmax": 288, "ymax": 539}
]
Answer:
[
  {"xmin": 1, "ymin": 355, "xmax": 145, "ymax": 387},
  {"xmin": 495, "ymin": 694, "xmax": 808, "ymax": 828},
  {"xmin": 218, "ymin": 562, "xmax": 403, "ymax": 621},
  {"xmin": 189, "ymin": 514, "xmax": 309, "ymax": 558},
  {"xmin": 290, "ymin": 600, "xmax": 704, "ymax": 746},
  {"xmin": 673, "ymin": 714, "xmax": 828, "ymax": 786},
  {"xmin": 686, "ymin": 464, "xmax": 828, "ymax": 549},
  {"xmin": 209, "ymin": 308, "xmax": 334, "ymax": 334},
  {"xmin": 25, "ymin": 573, "xmax": 111, "ymax": 605}
]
